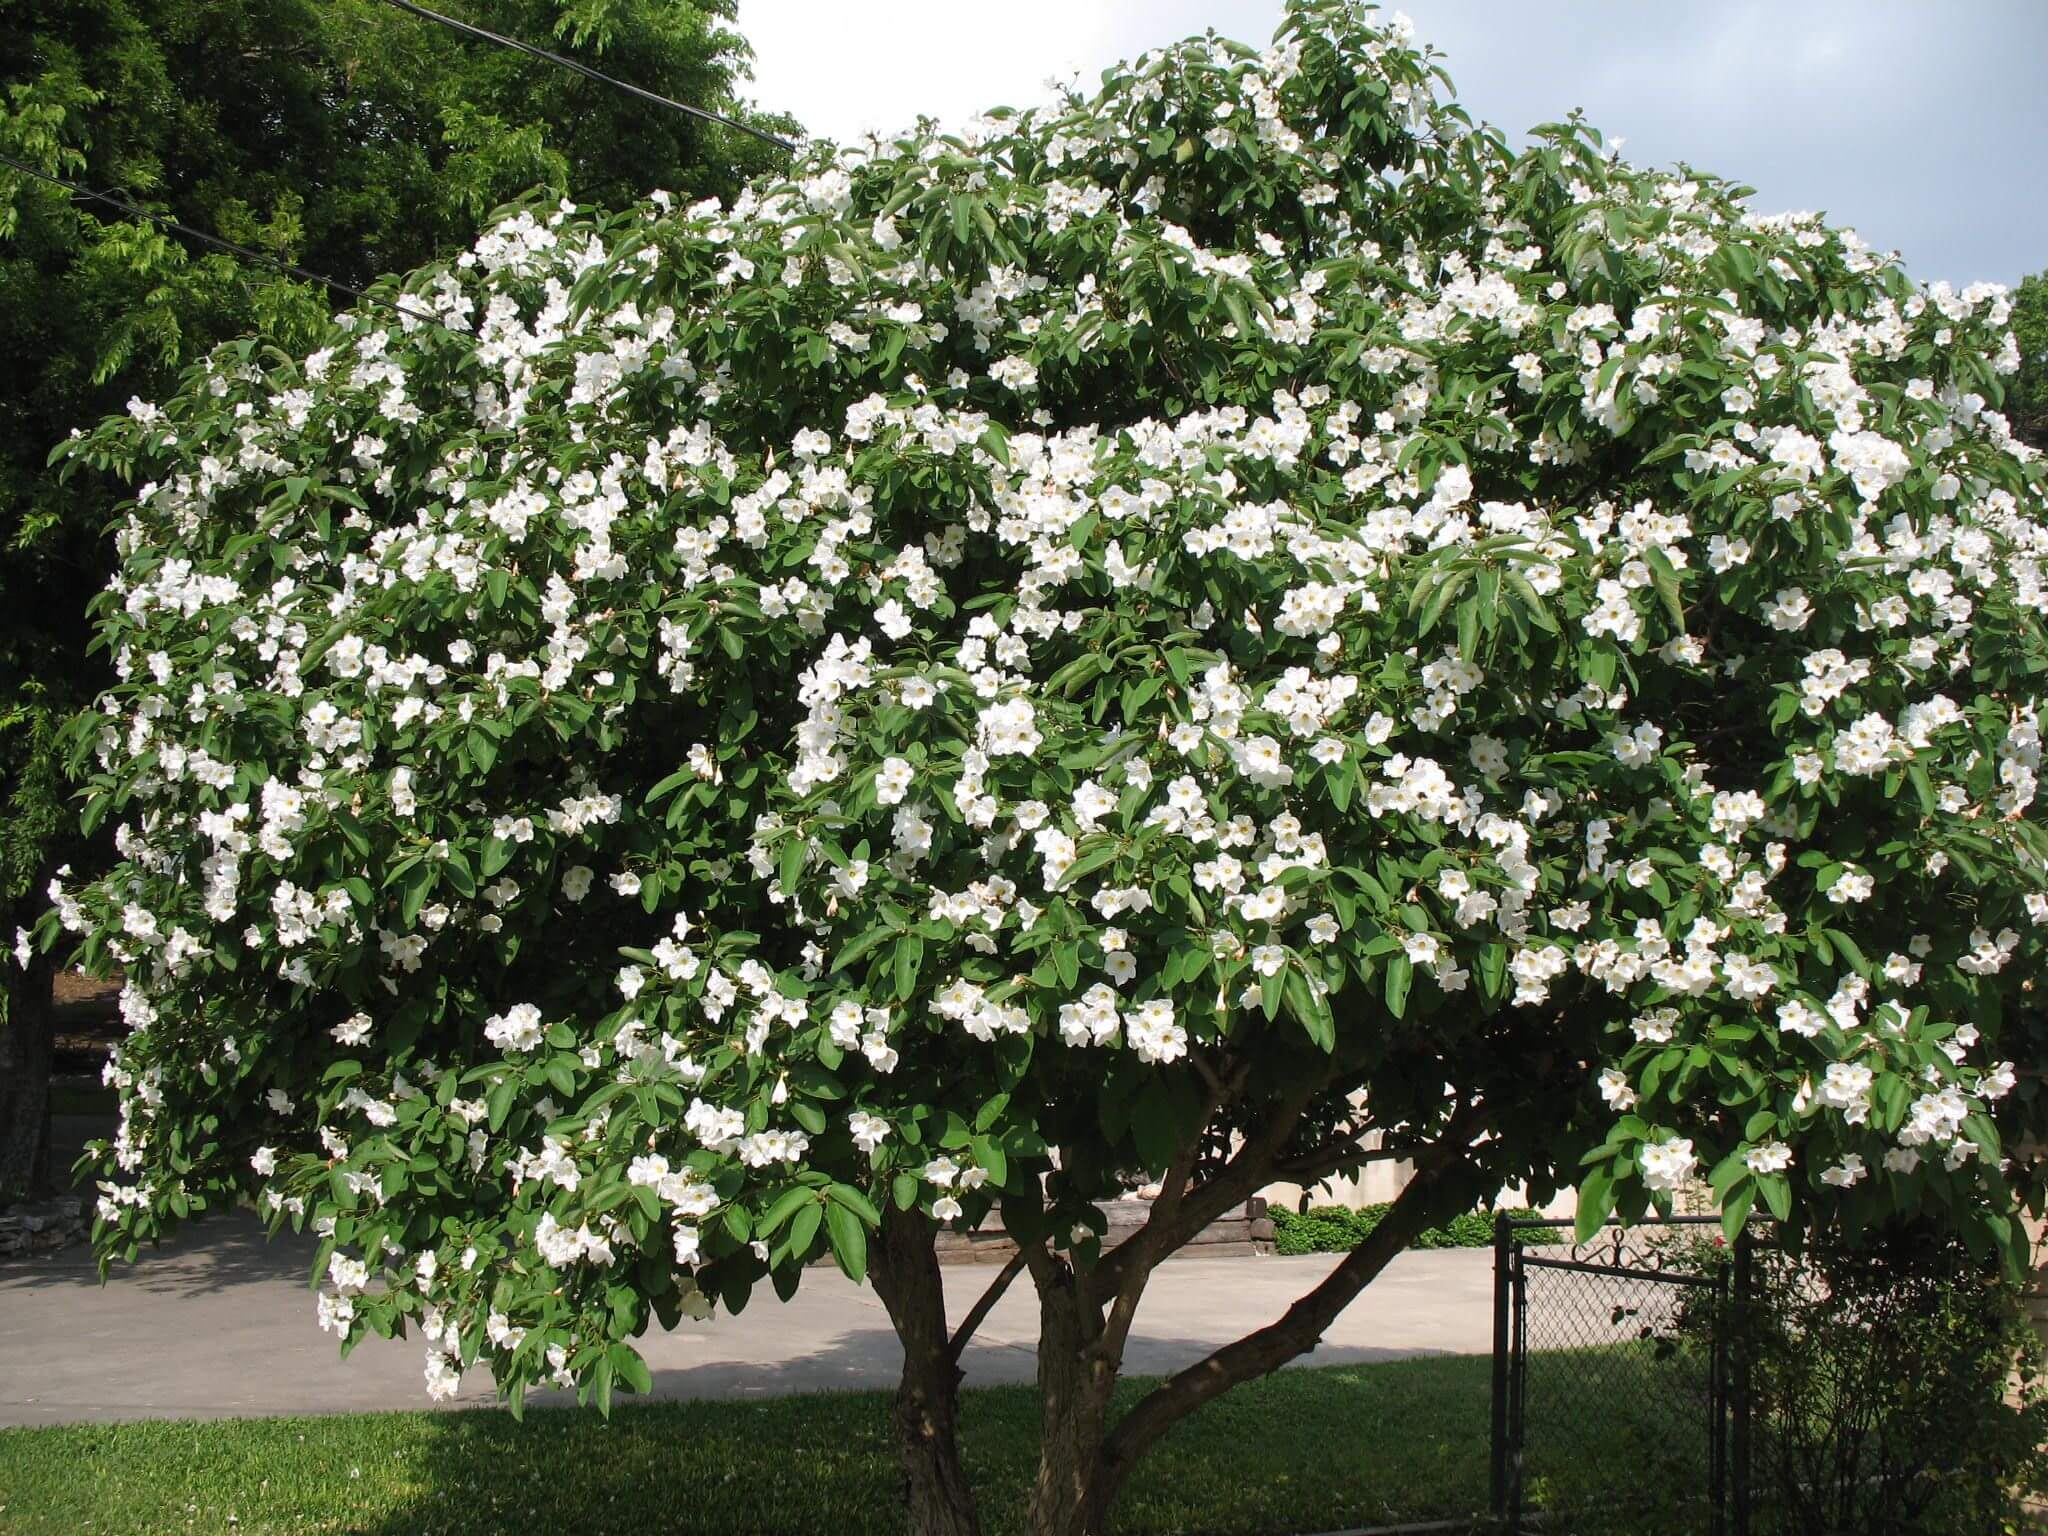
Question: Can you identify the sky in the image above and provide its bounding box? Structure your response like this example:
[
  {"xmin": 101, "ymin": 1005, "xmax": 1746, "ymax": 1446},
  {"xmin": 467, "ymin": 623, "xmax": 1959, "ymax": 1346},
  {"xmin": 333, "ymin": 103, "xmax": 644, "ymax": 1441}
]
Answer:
[{"xmin": 737, "ymin": 1, "xmax": 2047, "ymax": 288}]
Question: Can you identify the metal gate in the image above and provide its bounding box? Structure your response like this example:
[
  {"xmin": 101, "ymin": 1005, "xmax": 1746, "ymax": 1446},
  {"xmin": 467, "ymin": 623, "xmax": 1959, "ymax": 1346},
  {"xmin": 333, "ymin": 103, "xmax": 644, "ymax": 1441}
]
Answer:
[{"xmin": 1489, "ymin": 1214, "xmax": 1751, "ymax": 1535}]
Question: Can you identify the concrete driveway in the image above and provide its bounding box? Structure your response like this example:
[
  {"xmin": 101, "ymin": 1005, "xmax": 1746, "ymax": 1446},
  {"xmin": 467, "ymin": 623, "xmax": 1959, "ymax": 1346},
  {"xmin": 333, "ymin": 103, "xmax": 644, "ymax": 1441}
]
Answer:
[{"xmin": 0, "ymin": 1214, "xmax": 1494, "ymax": 1427}]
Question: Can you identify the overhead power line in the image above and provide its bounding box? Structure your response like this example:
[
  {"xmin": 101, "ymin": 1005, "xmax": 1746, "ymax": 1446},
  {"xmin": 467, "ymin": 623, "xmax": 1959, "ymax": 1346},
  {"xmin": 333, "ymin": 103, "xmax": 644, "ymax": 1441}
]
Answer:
[
  {"xmin": 0, "ymin": 152, "xmax": 466, "ymax": 336},
  {"xmin": 371, "ymin": 0, "xmax": 799, "ymax": 154}
]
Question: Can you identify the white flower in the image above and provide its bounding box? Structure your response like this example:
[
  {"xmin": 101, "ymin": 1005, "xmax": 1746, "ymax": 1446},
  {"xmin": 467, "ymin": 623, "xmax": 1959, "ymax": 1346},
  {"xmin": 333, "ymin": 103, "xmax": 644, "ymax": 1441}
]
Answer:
[
  {"xmin": 1826, "ymin": 867, "xmax": 1873, "ymax": 904},
  {"xmin": 484, "ymin": 1003, "xmax": 545, "ymax": 1052},
  {"xmin": 1721, "ymin": 954, "xmax": 1776, "ymax": 1003},
  {"xmin": 1743, "ymin": 1142, "xmax": 1792, "ymax": 1175},
  {"xmin": 977, "ymin": 698, "xmax": 1041, "ymax": 756},
  {"xmin": 1123, "ymin": 999, "xmax": 1186, "ymax": 1064},
  {"xmin": 328, "ymin": 1253, "xmax": 370, "ymax": 1295},
  {"xmin": 327, "ymin": 1012, "xmax": 372, "ymax": 1048},
  {"xmin": 673, "ymin": 1225, "xmax": 703, "ymax": 1267},
  {"xmin": 1820, "ymin": 1154, "xmax": 1867, "ymax": 1188},
  {"xmin": 875, "ymin": 757, "xmax": 914, "ymax": 805},
  {"xmin": 989, "ymin": 355, "xmax": 1038, "ymax": 392},
  {"xmin": 1638, "ymin": 1137, "xmax": 1696, "ymax": 1192},
  {"xmin": 1762, "ymin": 588, "xmax": 1812, "ymax": 631},
  {"xmin": 1819, "ymin": 1061, "xmax": 1874, "ymax": 1121}
]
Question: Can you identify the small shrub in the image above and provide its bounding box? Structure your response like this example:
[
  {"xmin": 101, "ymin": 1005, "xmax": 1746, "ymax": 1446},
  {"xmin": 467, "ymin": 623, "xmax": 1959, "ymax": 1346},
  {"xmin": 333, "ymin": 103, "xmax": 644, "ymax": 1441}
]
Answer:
[
  {"xmin": 1270, "ymin": 1202, "xmax": 1551, "ymax": 1255},
  {"xmin": 1733, "ymin": 1232, "xmax": 2048, "ymax": 1536}
]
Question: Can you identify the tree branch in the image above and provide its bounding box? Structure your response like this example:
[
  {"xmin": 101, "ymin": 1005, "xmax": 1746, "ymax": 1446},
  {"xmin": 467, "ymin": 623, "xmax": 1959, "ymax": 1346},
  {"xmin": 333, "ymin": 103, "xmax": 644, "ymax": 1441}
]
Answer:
[
  {"xmin": 1094, "ymin": 1067, "xmax": 1337, "ymax": 1294},
  {"xmin": 1088, "ymin": 1087, "xmax": 1216, "ymax": 1364},
  {"xmin": 945, "ymin": 1250, "xmax": 1026, "ymax": 1365},
  {"xmin": 1269, "ymin": 1129, "xmax": 1399, "ymax": 1188},
  {"xmin": 1098, "ymin": 1101, "xmax": 1490, "ymax": 1475}
]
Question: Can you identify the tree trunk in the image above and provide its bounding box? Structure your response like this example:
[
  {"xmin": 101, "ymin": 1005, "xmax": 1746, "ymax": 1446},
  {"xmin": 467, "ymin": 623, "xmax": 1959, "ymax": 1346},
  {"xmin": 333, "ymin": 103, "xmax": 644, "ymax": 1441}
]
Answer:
[
  {"xmin": 0, "ymin": 940, "xmax": 54, "ymax": 1200},
  {"xmin": 1027, "ymin": 1261, "xmax": 1124, "ymax": 1536},
  {"xmin": 870, "ymin": 1206, "xmax": 982, "ymax": 1536}
]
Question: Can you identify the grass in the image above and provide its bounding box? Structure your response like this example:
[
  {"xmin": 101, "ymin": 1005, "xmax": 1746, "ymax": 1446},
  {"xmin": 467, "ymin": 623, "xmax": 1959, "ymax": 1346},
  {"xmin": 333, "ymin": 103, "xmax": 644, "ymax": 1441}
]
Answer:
[
  {"xmin": 0, "ymin": 1348, "xmax": 1707, "ymax": 1536},
  {"xmin": 1, "ymin": 1357, "xmax": 1509, "ymax": 1536}
]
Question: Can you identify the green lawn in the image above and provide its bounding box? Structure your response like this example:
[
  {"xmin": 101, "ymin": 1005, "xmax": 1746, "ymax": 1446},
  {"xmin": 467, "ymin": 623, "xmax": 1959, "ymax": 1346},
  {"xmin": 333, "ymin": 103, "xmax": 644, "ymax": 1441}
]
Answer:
[
  {"xmin": 0, "ymin": 1347, "xmax": 1719, "ymax": 1536},
  {"xmin": 1, "ymin": 1356, "xmax": 1511, "ymax": 1536}
]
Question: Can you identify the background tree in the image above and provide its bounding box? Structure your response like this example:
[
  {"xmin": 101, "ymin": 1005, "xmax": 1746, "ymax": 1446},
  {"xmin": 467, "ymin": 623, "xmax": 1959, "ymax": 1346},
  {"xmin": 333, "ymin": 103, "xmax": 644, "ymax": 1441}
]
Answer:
[
  {"xmin": 2011, "ymin": 269, "xmax": 2047, "ymax": 449},
  {"xmin": 0, "ymin": 0, "xmax": 797, "ymax": 1197},
  {"xmin": 45, "ymin": 4, "xmax": 2048, "ymax": 1534}
]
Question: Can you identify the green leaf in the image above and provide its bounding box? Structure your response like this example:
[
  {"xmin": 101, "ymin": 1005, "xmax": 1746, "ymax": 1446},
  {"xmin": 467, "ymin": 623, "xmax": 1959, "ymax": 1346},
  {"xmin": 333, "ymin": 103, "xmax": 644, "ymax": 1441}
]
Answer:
[
  {"xmin": 825, "ymin": 1183, "xmax": 881, "ymax": 1225},
  {"xmin": 788, "ymin": 1100, "xmax": 827, "ymax": 1135},
  {"xmin": 893, "ymin": 933, "xmax": 925, "ymax": 1002},
  {"xmin": 399, "ymin": 860, "xmax": 435, "ymax": 927},
  {"xmin": 1130, "ymin": 1084, "xmax": 1180, "ymax": 1172},
  {"xmin": 824, "ymin": 1202, "xmax": 867, "ymax": 1282},
  {"xmin": 486, "ymin": 1077, "xmax": 515, "ymax": 1131},
  {"xmin": 1056, "ymin": 842, "xmax": 1120, "ymax": 891},
  {"xmin": 1575, "ymin": 1163, "xmax": 1616, "ymax": 1244},
  {"xmin": 1720, "ymin": 1181, "xmax": 1757, "ymax": 1243},
  {"xmin": 787, "ymin": 1200, "xmax": 823, "ymax": 1260},
  {"xmin": 831, "ymin": 925, "xmax": 894, "ymax": 973},
  {"xmin": 1283, "ymin": 968, "xmax": 1334, "ymax": 1052},
  {"xmin": 758, "ymin": 1186, "xmax": 815, "ymax": 1238},
  {"xmin": 1383, "ymin": 953, "xmax": 1413, "ymax": 1019},
  {"xmin": 1643, "ymin": 544, "xmax": 1686, "ymax": 630},
  {"xmin": 609, "ymin": 1342, "xmax": 652, "ymax": 1397}
]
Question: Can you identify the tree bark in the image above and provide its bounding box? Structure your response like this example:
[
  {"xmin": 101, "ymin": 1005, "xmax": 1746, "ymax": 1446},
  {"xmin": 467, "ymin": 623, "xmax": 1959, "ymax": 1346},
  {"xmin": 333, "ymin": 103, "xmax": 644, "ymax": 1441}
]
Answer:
[
  {"xmin": 1027, "ymin": 1255, "xmax": 1122, "ymax": 1536},
  {"xmin": 0, "ymin": 939, "xmax": 54, "ymax": 1200},
  {"xmin": 870, "ymin": 1206, "xmax": 982, "ymax": 1536}
]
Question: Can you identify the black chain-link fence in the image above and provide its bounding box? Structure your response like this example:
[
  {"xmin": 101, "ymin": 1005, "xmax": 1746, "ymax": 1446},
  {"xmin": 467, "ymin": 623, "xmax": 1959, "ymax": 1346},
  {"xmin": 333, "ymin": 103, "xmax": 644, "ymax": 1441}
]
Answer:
[{"xmin": 1490, "ymin": 1215, "xmax": 1750, "ymax": 1536}]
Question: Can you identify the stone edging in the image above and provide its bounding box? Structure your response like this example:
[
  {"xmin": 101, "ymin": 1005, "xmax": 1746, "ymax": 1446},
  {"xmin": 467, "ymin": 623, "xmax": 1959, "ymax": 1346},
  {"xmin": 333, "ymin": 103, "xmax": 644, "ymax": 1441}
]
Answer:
[{"xmin": 0, "ymin": 1195, "xmax": 88, "ymax": 1260}]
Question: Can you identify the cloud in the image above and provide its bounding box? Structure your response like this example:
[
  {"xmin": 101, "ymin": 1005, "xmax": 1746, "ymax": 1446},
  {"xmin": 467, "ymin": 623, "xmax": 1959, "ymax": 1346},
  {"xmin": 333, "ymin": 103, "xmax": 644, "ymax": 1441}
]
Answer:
[{"xmin": 738, "ymin": 0, "xmax": 2044, "ymax": 284}]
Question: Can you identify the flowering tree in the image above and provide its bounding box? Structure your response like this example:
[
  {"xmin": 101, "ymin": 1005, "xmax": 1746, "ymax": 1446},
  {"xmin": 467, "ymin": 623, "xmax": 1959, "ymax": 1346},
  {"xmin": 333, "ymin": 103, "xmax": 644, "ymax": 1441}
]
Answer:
[{"xmin": 44, "ymin": 3, "xmax": 2048, "ymax": 1532}]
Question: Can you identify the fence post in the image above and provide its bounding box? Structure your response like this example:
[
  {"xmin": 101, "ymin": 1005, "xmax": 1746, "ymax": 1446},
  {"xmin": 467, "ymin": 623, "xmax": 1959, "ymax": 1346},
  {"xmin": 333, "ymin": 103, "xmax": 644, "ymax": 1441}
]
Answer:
[
  {"xmin": 1731, "ymin": 1231, "xmax": 1753, "ymax": 1536},
  {"xmin": 1710, "ymin": 1246, "xmax": 1729, "ymax": 1536},
  {"xmin": 1490, "ymin": 1211, "xmax": 1513, "ymax": 1528}
]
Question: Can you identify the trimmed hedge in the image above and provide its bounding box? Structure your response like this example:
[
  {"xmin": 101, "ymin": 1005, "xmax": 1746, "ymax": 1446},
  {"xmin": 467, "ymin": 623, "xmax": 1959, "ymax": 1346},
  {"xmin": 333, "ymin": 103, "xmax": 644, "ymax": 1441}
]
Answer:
[{"xmin": 1271, "ymin": 1203, "xmax": 1554, "ymax": 1255}]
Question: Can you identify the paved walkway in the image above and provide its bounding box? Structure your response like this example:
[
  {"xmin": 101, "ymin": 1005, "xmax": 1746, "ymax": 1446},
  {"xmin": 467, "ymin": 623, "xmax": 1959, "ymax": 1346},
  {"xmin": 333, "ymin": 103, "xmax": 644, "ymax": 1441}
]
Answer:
[{"xmin": 0, "ymin": 1213, "xmax": 1494, "ymax": 1427}]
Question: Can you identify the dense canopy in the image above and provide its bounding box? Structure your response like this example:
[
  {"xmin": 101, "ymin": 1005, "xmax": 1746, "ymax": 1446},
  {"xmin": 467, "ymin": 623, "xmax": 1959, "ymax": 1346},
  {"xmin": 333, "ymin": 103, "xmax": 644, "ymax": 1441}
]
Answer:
[
  {"xmin": 48, "ymin": 0, "xmax": 2048, "ymax": 1438},
  {"xmin": 0, "ymin": 0, "xmax": 796, "ymax": 1195}
]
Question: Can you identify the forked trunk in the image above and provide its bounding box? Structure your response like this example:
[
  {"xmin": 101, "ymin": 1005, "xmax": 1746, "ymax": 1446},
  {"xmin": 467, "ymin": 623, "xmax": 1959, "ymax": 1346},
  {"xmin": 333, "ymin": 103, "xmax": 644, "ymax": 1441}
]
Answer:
[
  {"xmin": 1028, "ymin": 1264, "xmax": 1124, "ymax": 1536},
  {"xmin": 871, "ymin": 1207, "xmax": 982, "ymax": 1536}
]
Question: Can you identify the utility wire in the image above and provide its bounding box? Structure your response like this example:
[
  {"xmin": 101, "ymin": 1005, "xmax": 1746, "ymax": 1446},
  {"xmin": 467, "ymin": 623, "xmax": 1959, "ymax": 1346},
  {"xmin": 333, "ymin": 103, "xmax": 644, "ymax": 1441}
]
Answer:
[
  {"xmin": 0, "ymin": 152, "xmax": 467, "ymax": 336},
  {"xmin": 371, "ymin": 0, "xmax": 799, "ymax": 154}
]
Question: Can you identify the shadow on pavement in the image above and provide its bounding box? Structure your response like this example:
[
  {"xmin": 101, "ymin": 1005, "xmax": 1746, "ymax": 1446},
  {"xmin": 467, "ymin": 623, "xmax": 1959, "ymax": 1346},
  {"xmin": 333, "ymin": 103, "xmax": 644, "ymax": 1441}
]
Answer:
[{"xmin": 0, "ymin": 1208, "xmax": 314, "ymax": 1297}]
